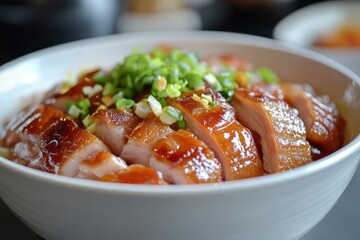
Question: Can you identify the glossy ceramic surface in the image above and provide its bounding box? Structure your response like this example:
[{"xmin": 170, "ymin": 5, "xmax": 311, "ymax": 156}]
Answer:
[{"xmin": 273, "ymin": 1, "xmax": 360, "ymax": 75}]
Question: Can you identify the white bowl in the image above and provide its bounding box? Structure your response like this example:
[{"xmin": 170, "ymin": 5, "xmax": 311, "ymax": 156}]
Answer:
[
  {"xmin": 0, "ymin": 31, "xmax": 360, "ymax": 240},
  {"xmin": 273, "ymin": 1, "xmax": 360, "ymax": 75}
]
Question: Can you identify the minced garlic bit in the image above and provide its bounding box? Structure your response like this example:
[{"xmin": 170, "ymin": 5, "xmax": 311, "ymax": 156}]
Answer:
[
  {"xmin": 234, "ymin": 71, "xmax": 248, "ymax": 87},
  {"xmin": 203, "ymin": 73, "xmax": 218, "ymax": 85},
  {"xmin": 192, "ymin": 93, "xmax": 214, "ymax": 110},
  {"xmin": 201, "ymin": 93, "xmax": 212, "ymax": 103},
  {"xmin": 157, "ymin": 77, "xmax": 167, "ymax": 91},
  {"xmin": 96, "ymin": 104, "xmax": 107, "ymax": 111},
  {"xmin": 101, "ymin": 96, "xmax": 114, "ymax": 107},
  {"xmin": 82, "ymin": 84, "xmax": 103, "ymax": 97}
]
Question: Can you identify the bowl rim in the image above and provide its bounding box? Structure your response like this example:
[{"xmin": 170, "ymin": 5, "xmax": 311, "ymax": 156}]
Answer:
[
  {"xmin": 273, "ymin": 0, "xmax": 360, "ymax": 51},
  {"xmin": 1, "ymin": 30, "xmax": 360, "ymax": 195}
]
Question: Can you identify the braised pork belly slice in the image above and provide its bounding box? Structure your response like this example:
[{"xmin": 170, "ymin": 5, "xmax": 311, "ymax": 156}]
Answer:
[
  {"xmin": 77, "ymin": 152, "xmax": 165, "ymax": 185},
  {"xmin": 230, "ymin": 86, "xmax": 312, "ymax": 173},
  {"xmin": 151, "ymin": 130, "xmax": 222, "ymax": 184},
  {"xmin": 1, "ymin": 105, "xmax": 67, "ymax": 148},
  {"xmin": 44, "ymin": 70, "xmax": 98, "ymax": 112},
  {"xmin": 121, "ymin": 116, "xmax": 173, "ymax": 166},
  {"xmin": 168, "ymin": 89, "xmax": 263, "ymax": 180},
  {"xmin": 122, "ymin": 116, "xmax": 222, "ymax": 184},
  {"xmin": 76, "ymin": 151, "xmax": 127, "ymax": 179},
  {"xmin": 100, "ymin": 164, "xmax": 166, "ymax": 185},
  {"xmin": 281, "ymin": 83, "xmax": 344, "ymax": 154},
  {"xmin": 89, "ymin": 109, "xmax": 139, "ymax": 156},
  {"xmin": 0, "ymin": 105, "xmax": 110, "ymax": 174},
  {"xmin": 29, "ymin": 116, "xmax": 111, "ymax": 175},
  {"xmin": 1, "ymin": 105, "xmax": 165, "ymax": 184}
]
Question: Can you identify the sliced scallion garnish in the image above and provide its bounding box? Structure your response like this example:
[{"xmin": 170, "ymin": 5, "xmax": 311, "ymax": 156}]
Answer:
[
  {"xmin": 257, "ymin": 67, "xmax": 279, "ymax": 84},
  {"xmin": 115, "ymin": 98, "xmax": 135, "ymax": 110}
]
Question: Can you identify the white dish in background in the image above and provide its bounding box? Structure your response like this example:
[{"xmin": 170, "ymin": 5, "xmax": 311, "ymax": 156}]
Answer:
[
  {"xmin": 0, "ymin": 31, "xmax": 360, "ymax": 240},
  {"xmin": 273, "ymin": 1, "xmax": 360, "ymax": 75}
]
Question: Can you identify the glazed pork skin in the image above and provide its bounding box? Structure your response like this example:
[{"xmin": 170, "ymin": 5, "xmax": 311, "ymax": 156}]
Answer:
[
  {"xmin": 167, "ymin": 89, "xmax": 263, "ymax": 180},
  {"xmin": 121, "ymin": 116, "xmax": 173, "ymax": 166},
  {"xmin": 100, "ymin": 164, "xmax": 166, "ymax": 185},
  {"xmin": 230, "ymin": 85, "xmax": 312, "ymax": 173},
  {"xmin": 37, "ymin": 117, "xmax": 114, "ymax": 176},
  {"xmin": 151, "ymin": 130, "xmax": 222, "ymax": 184},
  {"xmin": 122, "ymin": 116, "xmax": 222, "ymax": 184},
  {"xmin": 1, "ymin": 105, "xmax": 165, "ymax": 184},
  {"xmin": 281, "ymin": 83, "xmax": 344, "ymax": 154},
  {"xmin": 1, "ymin": 105, "xmax": 67, "ymax": 148},
  {"xmin": 77, "ymin": 151, "xmax": 165, "ymax": 185},
  {"xmin": 0, "ymin": 105, "xmax": 111, "ymax": 175},
  {"xmin": 89, "ymin": 109, "xmax": 139, "ymax": 156},
  {"xmin": 43, "ymin": 70, "xmax": 97, "ymax": 112},
  {"xmin": 39, "ymin": 115, "xmax": 164, "ymax": 184}
]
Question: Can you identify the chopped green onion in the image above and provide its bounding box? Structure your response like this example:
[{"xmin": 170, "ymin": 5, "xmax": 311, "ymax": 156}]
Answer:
[
  {"xmin": 165, "ymin": 83, "xmax": 182, "ymax": 98},
  {"xmin": 82, "ymin": 84, "xmax": 103, "ymax": 97},
  {"xmin": 186, "ymin": 73, "xmax": 204, "ymax": 89},
  {"xmin": 68, "ymin": 105, "xmax": 81, "ymax": 118},
  {"xmin": 116, "ymin": 98, "xmax": 135, "ymax": 110},
  {"xmin": 135, "ymin": 99, "xmax": 152, "ymax": 118},
  {"xmin": 209, "ymin": 101, "xmax": 216, "ymax": 107},
  {"xmin": 257, "ymin": 67, "xmax": 279, "ymax": 84},
  {"xmin": 204, "ymin": 73, "xmax": 222, "ymax": 91},
  {"xmin": 147, "ymin": 95, "xmax": 162, "ymax": 116},
  {"xmin": 82, "ymin": 86, "xmax": 93, "ymax": 96},
  {"xmin": 78, "ymin": 98, "xmax": 91, "ymax": 110},
  {"xmin": 102, "ymin": 82, "xmax": 116, "ymax": 96},
  {"xmin": 244, "ymin": 71, "xmax": 256, "ymax": 85},
  {"xmin": 112, "ymin": 91, "xmax": 124, "ymax": 101},
  {"xmin": 178, "ymin": 119, "xmax": 187, "ymax": 129},
  {"xmin": 122, "ymin": 89, "xmax": 135, "ymax": 99},
  {"xmin": 159, "ymin": 111, "xmax": 177, "ymax": 125},
  {"xmin": 157, "ymin": 97, "xmax": 168, "ymax": 107},
  {"xmin": 217, "ymin": 71, "xmax": 236, "ymax": 89},
  {"xmin": 82, "ymin": 115, "xmax": 91, "ymax": 126},
  {"xmin": 66, "ymin": 98, "xmax": 91, "ymax": 120},
  {"xmin": 163, "ymin": 106, "xmax": 183, "ymax": 121},
  {"xmin": 86, "ymin": 122, "xmax": 96, "ymax": 134},
  {"xmin": 76, "ymin": 47, "xmax": 265, "ymax": 107},
  {"xmin": 93, "ymin": 72, "xmax": 111, "ymax": 84}
]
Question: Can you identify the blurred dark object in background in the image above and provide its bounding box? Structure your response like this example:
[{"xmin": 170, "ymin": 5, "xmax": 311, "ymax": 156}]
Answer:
[
  {"xmin": 198, "ymin": 0, "xmax": 330, "ymax": 38},
  {"xmin": 0, "ymin": 0, "xmax": 120, "ymax": 65},
  {"xmin": 0, "ymin": 0, "xmax": 328, "ymax": 65}
]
